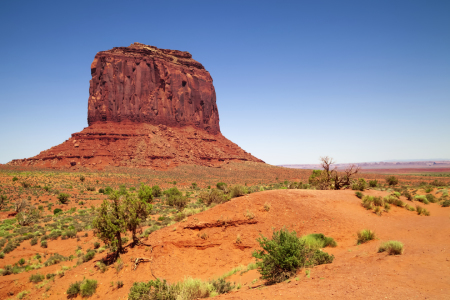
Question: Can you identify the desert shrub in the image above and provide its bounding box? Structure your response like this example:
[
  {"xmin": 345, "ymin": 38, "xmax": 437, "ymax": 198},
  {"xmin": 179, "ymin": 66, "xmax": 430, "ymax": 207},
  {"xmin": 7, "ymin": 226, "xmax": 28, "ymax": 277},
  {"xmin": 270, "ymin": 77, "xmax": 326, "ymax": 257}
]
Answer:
[
  {"xmin": 98, "ymin": 188, "xmax": 105, "ymax": 194},
  {"xmin": 216, "ymin": 182, "xmax": 227, "ymax": 191},
  {"xmin": 3, "ymin": 240, "xmax": 19, "ymax": 253},
  {"xmin": 199, "ymin": 189, "xmax": 227, "ymax": 206},
  {"xmin": 425, "ymin": 194, "xmax": 438, "ymax": 203},
  {"xmin": 210, "ymin": 278, "xmax": 234, "ymax": 294},
  {"xmin": 44, "ymin": 253, "xmax": 67, "ymax": 266},
  {"xmin": 393, "ymin": 199, "xmax": 405, "ymax": 207},
  {"xmin": 355, "ymin": 191, "xmax": 364, "ymax": 199},
  {"xmin": 151, "ymin": 185, "xmax": 163, "ymax": 197},
  {"xmin": 21, "ymin": 181, "xmax": 31, "ymax": 188},
  {"xmin": 96, "ymin": 261, "xmax": 108, "ymax": 273},
  {"xmin": 117, "ymin": 281, "xmax": 124, "ymax": 288},
  {"xmin": 368, "ymin": 180, "xmax": 378, "ymax": 187},
  {"xmin": 352, "ymin": 178, "xmax": 367, "ymax": 191},
  {"xmin": 18, "ymin": 258, "xmax": 25, "ymax": 265},
  {"xmin": 29, "ymin": 236, "xmax": 38, "ymax": 246},
  {"xmin": 356, "ymin": 229, "xmax": 376, "ymax": 244},
  {"xmin": 252, "ymin": 227, "xmax": 334, "ymax": 284},
  {"xmin": 104, "ymin": 186, "xmax": 113, "ymax": 195},
  {"xmin": 416, "ymin": 205, "xmax": 430, "ymax": 216},
  {"xmin": 430, "ymin": 179, "xmax": 445, "ymax": 187},
  {"xmin": 12, "ymin": 176, "xmax": 18, "ymax": 182},
  {"xmin": 424, "ymin": 186, "xmax": 434, "ymax": 193},
  {"xmin": 300, "ymin": 233, "xmax": 337, "ymax": 248},
  {"xmin": 46, "ymin": 273, "xmax": 55, "ymax": 279},
  {"xmin": 79, "ymin": 175, "xmax": 85, "ymax": 182},
  {"xmin": 402, "ymin": 190, "xmax": 413, "ymax": 201},
  {"xmin": 82, "ymin": 250, "xmax": 96, "ymax": 263},
  {"xmin": 29, "ymin": 273, "xmax": 44, "ymax": 283},
  {"xmin": 80, "ymin": 279, "xmax": 98, "ymax": 297},
  {"xmin": 128, "ymin": 277, "xmax": 224, "ymax": 300},
  {"xmin": 57, "ymin": 193, "xmax": 70, "ymax": 204},
  {"xmin": 361, "ymin": 196, "xmax": 374, "ymax": 210},
  {"xmin": 166, "ymin": 195, "xmax": 189, "ymax": 211},
  {"xmin": 385, "ymin": 176, "xmax": 399, "ymax": 186},
  {"xmin": 0, "ymin": 252, "xmax": 4, "ymax": 259},
  {"xmin": 94, "ymin": 242, "xmax": 100, "ymax": 249},
  {"xmin": 414, "ymin": 195, "xmax": 429, "ymax": 204},
  {"xmin": 67, "ymin": 281, "xmax": 81, "ymax": 297},
  {"xmin": 230, "ymin": 185, "xmax": 247, "ymax": 198},
  {"xmin": 442, "ymin": 200, "xmax": 450, "ymax": 207},
  {"xmin": 378, "ymin": 241, "xmax": 403, "ymax": 255}
]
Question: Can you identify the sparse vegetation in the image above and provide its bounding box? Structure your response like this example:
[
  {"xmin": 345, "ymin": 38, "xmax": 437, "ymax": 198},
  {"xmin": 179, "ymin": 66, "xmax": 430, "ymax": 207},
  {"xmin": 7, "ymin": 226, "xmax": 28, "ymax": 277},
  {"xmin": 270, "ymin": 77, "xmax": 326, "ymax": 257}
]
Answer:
[
  {"xmin": 378, "ymin": 241, "xmax": 404, "ymax": 255},
  {"xmin": 356, "ymin": 229, "xmax": 376, "ymax": 244}
]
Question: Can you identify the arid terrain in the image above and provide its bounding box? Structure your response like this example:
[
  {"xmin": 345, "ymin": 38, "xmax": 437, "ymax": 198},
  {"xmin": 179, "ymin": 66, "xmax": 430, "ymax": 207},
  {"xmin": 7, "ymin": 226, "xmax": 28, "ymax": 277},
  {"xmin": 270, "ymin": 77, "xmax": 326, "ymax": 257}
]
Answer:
[{"xmin": 0, "ymin": 163, "xmax": 449, "ymax": 299}]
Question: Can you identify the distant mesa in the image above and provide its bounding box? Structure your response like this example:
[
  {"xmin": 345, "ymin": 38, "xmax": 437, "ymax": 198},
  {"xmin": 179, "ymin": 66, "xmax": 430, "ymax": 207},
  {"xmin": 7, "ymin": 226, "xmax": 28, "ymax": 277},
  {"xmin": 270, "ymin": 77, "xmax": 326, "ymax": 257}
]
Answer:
[{"xmin": 8, "ymin": 43, "xmax": 263, "ymax": 169}]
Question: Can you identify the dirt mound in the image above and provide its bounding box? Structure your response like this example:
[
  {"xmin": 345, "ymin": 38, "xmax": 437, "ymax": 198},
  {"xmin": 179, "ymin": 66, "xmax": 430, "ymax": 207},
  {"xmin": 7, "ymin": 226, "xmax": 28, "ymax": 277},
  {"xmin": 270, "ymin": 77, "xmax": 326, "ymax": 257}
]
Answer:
[{"xmin": 8, "ymin": 43, "xmax": 264, "ymax": 169}]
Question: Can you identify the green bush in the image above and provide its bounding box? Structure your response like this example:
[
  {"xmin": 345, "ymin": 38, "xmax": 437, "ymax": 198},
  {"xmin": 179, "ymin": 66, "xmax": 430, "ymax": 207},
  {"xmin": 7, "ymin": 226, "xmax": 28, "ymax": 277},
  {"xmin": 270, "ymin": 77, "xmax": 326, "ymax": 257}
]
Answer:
[
  {"xmin": 355, "ymin": 191, "xmax": 364, "ymax": 199},
  {"xmin": 414, "ymin": 195, "xmax": 429, "ymax": 204},
  {"xmin": 402, "ymin": 190, "xmax": 413, "ymax": 201},
  {"xmin": 356, "ymin": 229, "xmax": 376, "ymax": 244},
  {"xmin": 29, "ymin": 273, "xmax": 44, "ymax": 283},
  {"xmin": 442, "ymin": 200, "xmax": 450, "ymax": 207},
  {"xmin": 53, "ymin": 208, "xmax": 62, "ymax": 215},
  {"xmin": 18, "ymin": 258, "xmax": 25, "ymax": 266},
  {"xmin": 368, "ymin": 180, "xmax": 378, "ymax": 187},
  {"xmin": 46, "ymin": 273, "xmax": 55, "ymax": 279},
  {"xmin": 86, "ymin": 186, "xmax": 95, "ymax": 191},
  {"xmin": 378, "ymin": 241, "xmax": 403, "ymax": 255},
  {"xmin": 40, "ymin": 240, "xmax": 48, "ymax": 248},
  {"xmin": 416, "ymin": 205, "xmax": 430, "ymax": 216},
  {"xmin": 12, "ymin": 176, "xmax": 18, "ymax": 182},
  {"xmin": 386, "ymin": 176, "xmax": 399, "ymax": 186},
  {"xmin": 216, "ymin": 182, "xmax": 227, "ymax": 191},
  {"xmin": 67, "ymin": 281, "xmax": 81, "ymax": 297},
  {"xmin": 425, "ymin": 194, "xmax": 438, "ymax": 203},
  {"xmin": 83, "ymin": 250, "xmax": 96, "ymax": 263},
  {"xmin": 230, "ymin": 185, "xmax": 247, "ymax": 198},
  {"xmin": 80, "ymin": 279, "xmax": 98, "ymax": 297},
  {"xmin": 57, "ymin": 193, "xmax": 70, "ymax": 204},
  {"xmin": 252, "ymin": 227, "xmax": 334, "ymax": 284},
  {"xmin": 98, "ymin": 188, "xmax": 105, "ymax": 194},
  {"xmin": 151, "ymin": 185, "xmax": 163, "ymax": 197},
  {"xmin": 94, "ymin": 242, "xmax": 100, "ymax": 249},
  {"xmin": 352, "ymin": 178, "xmax": 367, "ymax": 191},
  {"xmin": 300, "ymin": 233, "xmax": 337, "ymax": 248},
  {"xmin": 199, "ymin": 189, "xmax": 227, "ymax": 206},
  {"xmin": 79, "ymin": 175, "xmax": 85, "ymax": 182}
]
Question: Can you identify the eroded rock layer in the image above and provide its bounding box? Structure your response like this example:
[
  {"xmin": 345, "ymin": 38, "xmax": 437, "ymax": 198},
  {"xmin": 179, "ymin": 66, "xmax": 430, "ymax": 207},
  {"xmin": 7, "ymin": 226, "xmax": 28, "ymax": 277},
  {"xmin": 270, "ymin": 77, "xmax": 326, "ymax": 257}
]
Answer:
[
  {"xmin": 88, "ymin": 42, "xmax": 220, "ymax": 134},
  {"xmin": 8, "ymin": 123, "xmax": 263, "ymax": 169}
]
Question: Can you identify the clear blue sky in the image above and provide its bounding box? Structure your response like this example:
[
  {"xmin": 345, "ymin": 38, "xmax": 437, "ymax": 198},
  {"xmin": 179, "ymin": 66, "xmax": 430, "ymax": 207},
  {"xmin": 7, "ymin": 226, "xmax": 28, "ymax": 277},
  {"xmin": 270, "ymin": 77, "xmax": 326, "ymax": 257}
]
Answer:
[{"xmin": 1, "ymin": 0, "xmax": 449, "ymax": 165}]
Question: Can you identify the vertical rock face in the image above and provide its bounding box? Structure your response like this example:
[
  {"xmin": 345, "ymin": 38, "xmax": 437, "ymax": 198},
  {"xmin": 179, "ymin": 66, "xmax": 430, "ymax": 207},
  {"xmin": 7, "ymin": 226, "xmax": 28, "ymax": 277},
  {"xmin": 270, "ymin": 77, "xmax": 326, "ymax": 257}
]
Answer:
[
  {"xmin": 8, "ymin": 43, "xmax": 264, "ymax": 169},
  {"xmin": 88, "ymin": 43, "xmax": 220, "ymax": 134}
]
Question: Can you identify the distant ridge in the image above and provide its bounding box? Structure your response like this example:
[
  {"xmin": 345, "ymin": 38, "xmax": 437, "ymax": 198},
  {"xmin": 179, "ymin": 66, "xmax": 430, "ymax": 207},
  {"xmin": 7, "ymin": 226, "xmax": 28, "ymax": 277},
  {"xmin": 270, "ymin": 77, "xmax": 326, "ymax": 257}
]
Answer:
[{"xmin": 279, "ymin": 160, "xmax": 450, "ymax": 170}]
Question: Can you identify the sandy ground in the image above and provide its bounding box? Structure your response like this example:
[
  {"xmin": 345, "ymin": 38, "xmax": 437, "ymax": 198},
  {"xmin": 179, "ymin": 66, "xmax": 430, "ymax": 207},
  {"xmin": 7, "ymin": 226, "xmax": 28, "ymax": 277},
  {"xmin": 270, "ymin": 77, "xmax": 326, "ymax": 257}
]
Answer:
[{"xmin": 1, "ymin": 188, "xmax": 449, "ymax": 299}]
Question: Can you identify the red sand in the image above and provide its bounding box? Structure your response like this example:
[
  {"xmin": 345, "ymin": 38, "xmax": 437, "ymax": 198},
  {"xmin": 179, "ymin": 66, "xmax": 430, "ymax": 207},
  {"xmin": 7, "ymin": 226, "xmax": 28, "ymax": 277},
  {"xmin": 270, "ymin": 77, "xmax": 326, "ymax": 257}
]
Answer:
[{"xmin": 2, "ymin": 189, "xmax": 449, "ymax": 299}]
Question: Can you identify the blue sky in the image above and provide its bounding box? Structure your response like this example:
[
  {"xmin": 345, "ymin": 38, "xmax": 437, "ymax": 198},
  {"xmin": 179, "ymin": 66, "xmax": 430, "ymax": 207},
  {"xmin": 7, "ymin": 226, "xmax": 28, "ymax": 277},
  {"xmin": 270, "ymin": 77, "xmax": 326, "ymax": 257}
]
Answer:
[{"xmin": 0, "ymin": 0, "xmax": 449, "ymax": 165}]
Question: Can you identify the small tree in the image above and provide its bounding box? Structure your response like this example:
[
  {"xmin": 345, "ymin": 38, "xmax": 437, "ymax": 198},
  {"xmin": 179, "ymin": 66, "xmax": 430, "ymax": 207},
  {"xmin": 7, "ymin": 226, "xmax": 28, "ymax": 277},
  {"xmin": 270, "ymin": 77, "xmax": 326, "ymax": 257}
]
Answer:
[
  {"xmin": 92, "ymin": 191, "xmax": 127, "ymax": 260},
  {"xmin": 14, "ymin": 199, "xmax": 29, "ymax": 213},
  {"xmin": 123, "ymin": 193, "xmax": 152, "ymax": 244}
]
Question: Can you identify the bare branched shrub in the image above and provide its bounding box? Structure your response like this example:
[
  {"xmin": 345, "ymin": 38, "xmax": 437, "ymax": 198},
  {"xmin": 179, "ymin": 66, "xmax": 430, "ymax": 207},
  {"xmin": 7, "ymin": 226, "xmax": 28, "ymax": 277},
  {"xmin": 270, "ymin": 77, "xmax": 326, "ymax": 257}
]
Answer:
[
  {"xmin": 17, "ymin": 206, "xmax": 41, "ymax": 226},
  {"xmin": 14, "ymin": 199, "xmax": 29, "ymax": 213},
  {"xmin": 309, "ymin": 157, "xmax": 360, "ymax": 190}
]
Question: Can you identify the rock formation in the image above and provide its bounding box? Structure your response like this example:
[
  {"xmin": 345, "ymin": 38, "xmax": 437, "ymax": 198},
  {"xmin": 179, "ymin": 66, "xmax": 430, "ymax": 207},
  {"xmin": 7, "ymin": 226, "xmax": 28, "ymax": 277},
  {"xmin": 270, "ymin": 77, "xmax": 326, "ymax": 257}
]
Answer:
[{"xmin": 8, "ymin": 43, "xmax": 263, "ymax": 169}]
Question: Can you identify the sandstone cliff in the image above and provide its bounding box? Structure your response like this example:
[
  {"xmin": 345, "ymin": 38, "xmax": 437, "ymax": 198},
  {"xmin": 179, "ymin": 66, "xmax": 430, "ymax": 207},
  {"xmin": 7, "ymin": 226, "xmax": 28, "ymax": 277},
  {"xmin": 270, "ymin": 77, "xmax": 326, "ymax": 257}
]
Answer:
[
  {"xmin": 8, "ymin": 43, "xmax": 263, "ymax": 169},
  {"xmin": 88, "ymin": 42, "xmax": 220, "ymax": 134}
]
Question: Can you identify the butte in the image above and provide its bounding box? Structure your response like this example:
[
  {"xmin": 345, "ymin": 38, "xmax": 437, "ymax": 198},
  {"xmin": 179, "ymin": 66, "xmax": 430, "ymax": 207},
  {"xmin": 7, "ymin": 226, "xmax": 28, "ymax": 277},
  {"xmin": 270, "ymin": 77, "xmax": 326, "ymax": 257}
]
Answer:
[{"xmin": 8, "ymin": 43, "xmax": 263, "ymax": 170}]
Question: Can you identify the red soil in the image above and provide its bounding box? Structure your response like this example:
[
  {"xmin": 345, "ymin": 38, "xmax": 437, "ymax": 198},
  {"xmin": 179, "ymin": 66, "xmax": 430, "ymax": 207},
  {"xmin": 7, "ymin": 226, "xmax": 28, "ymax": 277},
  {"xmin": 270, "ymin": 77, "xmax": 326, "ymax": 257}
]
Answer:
[{"xmin": 2, "ymin": 189, "xmax": 449, "ymax": 299}]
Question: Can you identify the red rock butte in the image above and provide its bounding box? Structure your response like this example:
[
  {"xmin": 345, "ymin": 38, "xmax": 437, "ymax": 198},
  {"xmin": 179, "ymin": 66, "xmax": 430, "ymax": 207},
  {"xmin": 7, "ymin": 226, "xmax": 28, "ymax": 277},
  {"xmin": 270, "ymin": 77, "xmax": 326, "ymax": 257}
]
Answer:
[{"xmin": 8, "ymin": 43, "xmax": 264, "ymax": 169}]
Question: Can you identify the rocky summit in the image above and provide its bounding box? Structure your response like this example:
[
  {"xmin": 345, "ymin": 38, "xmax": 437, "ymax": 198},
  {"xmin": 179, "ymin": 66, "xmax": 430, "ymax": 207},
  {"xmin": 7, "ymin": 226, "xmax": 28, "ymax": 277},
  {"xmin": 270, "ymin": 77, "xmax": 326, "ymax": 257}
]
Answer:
[{"xmin": 8, "ymin": 43, "xmax": 263, "ymax": 169}]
